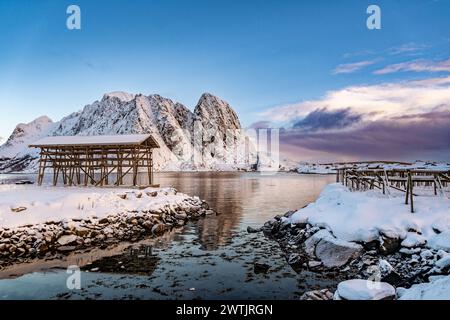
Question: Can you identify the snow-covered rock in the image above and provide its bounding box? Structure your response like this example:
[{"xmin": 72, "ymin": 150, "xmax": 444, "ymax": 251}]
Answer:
[
  {"xmin": 378, "ymin": 259, "xmax": 395, "ymax": 276},
  {"xmin": 435, "ymin": 256, "xmax": 450, "ymax": 271},
  {"xmin": 297, "ymin": 163, "xmax": 336, "ymax": 174},
  {"xmin": 0, "ymin": 184, "xmax": 214, "ymax": 268},
  {"xmin": 303, "ymin": 229, "xmax": 363, "ymax": 267},
  {"xmin": 57, "ymin": 234, "xmax": 79, "ymax": 246},
  {"xmin": 289, "ymin": 183, "xmax": 450, "ymax": 252},
  {"xmin": 103, "ymin": 91, "xmax": 136, "ymax": 102},
  {"xmin": 335, "ymin": 279, "xmax": 396, "ymax": 300},
  {"xmin": 315, "ymin": 238, "xmax": 362, "ymax": 268},
  {"xmin": 401, "ymin": 232, "xmax": 427, "ymax": 248},
  {"xmin": 0, "ymin": 92, "xmax": 259, "ymax": 173},
  {"xmin": 0, "ymin": 184, "xmax": 201, "ymax": 229},
  {"xmin": 398, "ymin": 276, "xmax": 450, "ymax": 300},
  {"xmin": 428, "ymin": 231, "xmax": 450, "ymax": 252}
]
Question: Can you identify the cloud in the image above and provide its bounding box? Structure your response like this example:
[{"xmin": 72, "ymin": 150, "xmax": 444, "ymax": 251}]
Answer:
[
  {"xmin": 280, "ymin": 109, "xmax": 450, "ymax": 161},
  {"xmin": 247, "ymin": 121, "xmax": 272, "ymax": 129},
  {"xmin": 342, "ymin": 50, "xmax": 374, "ymax": 59},
  {"xmin": 388, "ymin": 43, "xmax": 429, "ymax": 55},
  {"xmin": 342, "ymin": 43, "xmax": 428, "ymax": 60},
  {"xmin": 259, "ymin": 75, "xmax": 450, "ymax": 161},
  {"xmin": 332, "ymin": 60, "xmax": 378, "ymax": 74},
  {"xmin": 261, "ymin": 76, "xmax": 450, "ymax": 124},
  {"xmin": 374, "ymin": 58, "xmax": 450, "ymax": 75},
  {"xmin": 293, "ymin": 108, "xmax": 362, "ymax": 132}
]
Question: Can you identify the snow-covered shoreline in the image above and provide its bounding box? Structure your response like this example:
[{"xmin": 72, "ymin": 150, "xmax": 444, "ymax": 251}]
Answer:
[
  {"xmin": 297, "ymin": 161, "xmax": 450, "ymax": 174},
  {"xmin": 288, "ymin": 183, "xmax": 450, "ymax": 250},
  {"xmin": 262, "ymin": 183, "xmax": 450, "ymax": 300},
  {"xmin": 0, "ymin": 185, "xmax": 214, "ymax": 269}
]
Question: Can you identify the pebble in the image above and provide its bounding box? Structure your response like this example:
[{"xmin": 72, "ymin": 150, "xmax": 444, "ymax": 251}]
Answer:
[
  {"xmin": 246, "ymin": 226, "xmax": 261, "ymax": 233},
  {"xmin": 308, "ymin": 261, "xmax": 322, "ymax": 268}
]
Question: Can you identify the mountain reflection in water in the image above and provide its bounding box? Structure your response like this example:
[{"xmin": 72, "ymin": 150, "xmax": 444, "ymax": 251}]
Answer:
[{"xmin": 156, "ymin": 172, "xmax": 334, "ymax": 251}]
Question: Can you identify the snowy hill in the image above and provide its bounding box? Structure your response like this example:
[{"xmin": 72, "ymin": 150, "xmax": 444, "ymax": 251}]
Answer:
[{"xmin": 0, "ymin": 92, "xmax": 262, "ymax": 173}]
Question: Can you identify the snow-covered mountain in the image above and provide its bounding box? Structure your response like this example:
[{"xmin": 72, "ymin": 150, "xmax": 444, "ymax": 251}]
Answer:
[{"xmin": 0, "ymin": 92, "xmax": 262, "ymax": 173}]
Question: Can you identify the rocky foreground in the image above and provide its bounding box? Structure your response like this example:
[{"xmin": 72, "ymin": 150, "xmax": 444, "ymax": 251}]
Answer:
[
  {"xmin": 251, "ymin": 182, "xmax": 450, "ymax": 300},
  {"xmin": 255, "ymin": 210, "xmax": 450, "ymax": 300},
  {"xmin": 0, "ymin": 187, "xmax": 214, "ymax": 269}
]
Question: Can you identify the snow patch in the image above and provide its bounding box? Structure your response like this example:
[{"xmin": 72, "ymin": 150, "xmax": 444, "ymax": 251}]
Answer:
[
  {"xmin": 398, "ymin": 276, "xmax": 450, "ymax": 300},
  {"xmin": 0, "ymin": 184, "xmax": 194, "ymax": 229}
]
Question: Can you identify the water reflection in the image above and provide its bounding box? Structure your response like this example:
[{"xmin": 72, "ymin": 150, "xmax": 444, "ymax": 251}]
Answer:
[
  {"xmin": 155, "ymin": 172, "xmax": 334, "ymax": 251},
  {"xmin": 0, "ymin": 172, "xmax": 337, "ymax": 299},
  {"xmin": 80, "ymin": 245, "xmax": 160, "ymax": 276}
]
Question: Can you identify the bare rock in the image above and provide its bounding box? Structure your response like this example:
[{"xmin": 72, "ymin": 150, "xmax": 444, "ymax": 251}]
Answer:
[
  {"xmin": 175, "ymin": 212, "xmax": 187, "ymax": 220},
  {"xmin": 247, "ymin": 226, "xmax": 262, "ymax": 233},
  {"xmin": 57, "ymin": 235, "xmax": 78, "ymax": 246},
  {"xmin": 254, "ymin": 262, "xmax": 271, "ymax": 274},
  {"xmin": 151, "ymin": 224, "xmax": 166, "ymax": 236},
  {"xmin": 315, "ymin": 237, "xmax": 363, "ymax": 268},
  {"xmin": 142, "ymin": 221, "xmax": 153, "ymax": 230},
  {"xmin": 308, "ymin": 260, "xmax": 323, "ymax": 269},
  {"xmin": 300, "ymin": 289, "xmax": 334, "ymax": 300},
  {"xmin": 57, "ymin": 245, "xmax": 77, "ymax": 252},
  {"xmin": 304, "ymin": 229, "xmax": 363, "ymax": 268},
  {"xmin": 379, "ymin": 235, "xmax": 400, "ymax": 255}
]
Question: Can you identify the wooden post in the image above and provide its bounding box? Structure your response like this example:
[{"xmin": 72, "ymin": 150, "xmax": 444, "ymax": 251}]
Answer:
[
  {"xmin": 434, "ymin": 175, "xmax": 437, "ymax": 195},
  {"xmin": 132, "ymin": 147, "xmax": 138, "ymax": 186},
  {"xmin": 147, "ymin": 147, "xmax": 152, "ymax": 186},
  {"xmin": 150, "ymin": 149, "xmax": 153, "ymax": 185},
  {"xmin": 405, "ymin": 172, "xmax": 410, "ymax": 205},
  {"xmin": 37, "ymin": 149, "xmax": 45, "ymax": 186},
  {"xmin": 408, "ymin": 171, "xmax": 414, "ymax": 213},
  {"xmin": 84, "ymin": 148, "xmax": 89, "ymax": 186}
]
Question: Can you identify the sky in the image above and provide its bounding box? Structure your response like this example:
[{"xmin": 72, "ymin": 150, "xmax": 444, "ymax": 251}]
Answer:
[{"xmin": 0, "ymin": 0, "xmax": 449, "ymax": 161}]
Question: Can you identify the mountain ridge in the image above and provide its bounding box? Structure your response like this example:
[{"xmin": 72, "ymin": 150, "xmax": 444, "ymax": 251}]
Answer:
[{"xmin": 0, "ymin": 92, "xmax": 257, "ymax": 173}]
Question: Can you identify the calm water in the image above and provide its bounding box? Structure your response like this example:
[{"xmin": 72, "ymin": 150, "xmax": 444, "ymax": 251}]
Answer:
[{"xmin": 0, "ymin": 172, "xmax": 337, "ymax": 300}]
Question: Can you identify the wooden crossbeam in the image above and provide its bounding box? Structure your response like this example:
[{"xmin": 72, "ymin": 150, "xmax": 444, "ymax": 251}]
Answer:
[
  {"xmin": 338, "ymin": 167, "xmax": 449, "ymax": 214},
  {"xmin": 34, "ymin": 140, "xmax": 157, "ymax": 187}
]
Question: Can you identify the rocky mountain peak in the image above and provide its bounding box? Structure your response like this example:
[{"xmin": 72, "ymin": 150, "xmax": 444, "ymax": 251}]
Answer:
[
  {"xmin": 194, "ymin": 93, "xmax": 241, "ymax": 129},
  {"xmin": 0, "ymin": 92, "xmax": 255, "ymax": 172},
  {"xmin": 0, "ymin": 116, "xmax": 54, "ymax": 159},
  {"xmin": 194, "ymin": 93, "xmax": 241, "ymax": 130},
  {"xmin": 6, "ymin": 116, "xmax": 53, "ymax": 143},
  {"xmin": 103, "ymin": 91, "xmax": 136, "ymax": 102}
]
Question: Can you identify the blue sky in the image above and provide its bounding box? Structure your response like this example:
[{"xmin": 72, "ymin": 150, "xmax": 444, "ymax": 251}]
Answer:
[{"xmin": 0, "ymin": 0, "xmax": 449, "ymax": 160}]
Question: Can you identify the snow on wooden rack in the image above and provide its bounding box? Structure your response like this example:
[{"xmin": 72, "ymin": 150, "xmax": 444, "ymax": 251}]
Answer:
[
  {"xmin": 28, "ymin": 134, "xmax": 160, "ymax": 187},
  {"xmin": 29, "ymin": 134, "xmax": 159, "ymax": 147}
]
